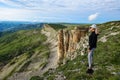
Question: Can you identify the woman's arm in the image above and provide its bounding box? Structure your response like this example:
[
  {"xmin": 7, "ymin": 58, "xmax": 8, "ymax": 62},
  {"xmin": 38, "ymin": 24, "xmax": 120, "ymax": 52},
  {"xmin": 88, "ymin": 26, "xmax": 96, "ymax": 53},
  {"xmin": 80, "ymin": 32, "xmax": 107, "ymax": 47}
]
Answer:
[{"xmin": 95, "ymin": 28, "xmax": 99, "ymax": 35}]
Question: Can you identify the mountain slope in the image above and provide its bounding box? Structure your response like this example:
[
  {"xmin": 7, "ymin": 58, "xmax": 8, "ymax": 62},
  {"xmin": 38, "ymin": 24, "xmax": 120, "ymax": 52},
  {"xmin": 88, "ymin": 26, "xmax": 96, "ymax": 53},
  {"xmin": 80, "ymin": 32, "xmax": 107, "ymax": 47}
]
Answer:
[
  {"xmin": 0, "ymin": 28, "xmax": 50, "ymax": 80},
  {"xmin": 42, "ymin": 21, "xmax": 120, "ymax": 80},
  {"xmin": 0, "ymin": 21, "xmax": 120, "ymax": 80},
  {"xmin": 7, "ymin": 24, "xmax": 59, "ymax": 80}
]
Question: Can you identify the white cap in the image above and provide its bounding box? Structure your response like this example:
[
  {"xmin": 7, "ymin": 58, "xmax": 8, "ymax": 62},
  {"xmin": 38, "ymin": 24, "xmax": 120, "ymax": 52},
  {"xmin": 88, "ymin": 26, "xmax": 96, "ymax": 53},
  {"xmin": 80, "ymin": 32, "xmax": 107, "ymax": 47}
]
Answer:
[{"xmin": 90, "ymin": 24, "xmax": 97, "ymax": 28}]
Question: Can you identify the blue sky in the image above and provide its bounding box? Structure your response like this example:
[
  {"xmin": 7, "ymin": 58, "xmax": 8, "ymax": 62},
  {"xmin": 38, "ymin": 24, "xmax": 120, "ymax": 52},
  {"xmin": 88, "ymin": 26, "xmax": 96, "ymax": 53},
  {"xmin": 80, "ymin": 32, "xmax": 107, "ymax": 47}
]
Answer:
[{"xmin": 0, "ymin": 0, "xmax": 120, "ymax": 23}]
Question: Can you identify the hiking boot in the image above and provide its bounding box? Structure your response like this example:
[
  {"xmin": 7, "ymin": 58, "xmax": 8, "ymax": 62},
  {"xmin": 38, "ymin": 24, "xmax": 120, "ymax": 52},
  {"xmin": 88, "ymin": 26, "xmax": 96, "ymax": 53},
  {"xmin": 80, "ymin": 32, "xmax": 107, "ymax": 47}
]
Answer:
[{"xmin": 86, "ymin": 69, "xmax": 94, "ymax": 74}]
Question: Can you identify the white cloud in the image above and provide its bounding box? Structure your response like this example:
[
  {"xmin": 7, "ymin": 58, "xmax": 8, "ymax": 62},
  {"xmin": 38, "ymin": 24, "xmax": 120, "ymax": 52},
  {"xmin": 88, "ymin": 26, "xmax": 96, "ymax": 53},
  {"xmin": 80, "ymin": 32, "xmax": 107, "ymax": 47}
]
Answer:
[
  {"xmin": 0, "ymin": 0, "xmax": 24, "ymax": 7},
  {"xmin": 0, "ymin": 0, "xmax": 80, "ymax": 10},
  {"xmin": 0, "ymin": 7, "xmax": 73, "ymax": 22},
  {"xmin": 88, "ymin": 13, "xmax": 99, "ymax": 21},
  {"xmin": 0, "ymin": 0, "xmax": 119, "ymax": 11},
  {"xmin": 0, "ymin": 8, "xmax": 37, "ymax": 21}
]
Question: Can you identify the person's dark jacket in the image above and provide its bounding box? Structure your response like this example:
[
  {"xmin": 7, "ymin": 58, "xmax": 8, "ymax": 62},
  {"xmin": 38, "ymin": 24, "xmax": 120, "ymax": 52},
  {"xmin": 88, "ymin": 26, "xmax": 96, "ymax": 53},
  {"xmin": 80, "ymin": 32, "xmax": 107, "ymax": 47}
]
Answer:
[{"xmin": 89, "ymin": 31, "xmax": 98, "ymax": 50}]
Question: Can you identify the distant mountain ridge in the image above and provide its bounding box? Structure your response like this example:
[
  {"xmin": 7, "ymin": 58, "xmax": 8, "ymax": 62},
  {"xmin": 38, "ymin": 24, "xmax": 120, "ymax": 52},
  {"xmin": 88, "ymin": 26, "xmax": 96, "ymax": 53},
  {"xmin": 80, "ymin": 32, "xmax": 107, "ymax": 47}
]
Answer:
[{"xmin": 0, "ymin": 21, "xmax": 43, "ymax": 32}]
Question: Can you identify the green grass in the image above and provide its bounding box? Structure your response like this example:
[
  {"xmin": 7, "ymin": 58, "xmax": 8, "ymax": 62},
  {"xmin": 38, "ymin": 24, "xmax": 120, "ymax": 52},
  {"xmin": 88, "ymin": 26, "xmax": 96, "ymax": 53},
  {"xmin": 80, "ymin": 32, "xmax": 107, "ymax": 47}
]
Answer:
[
  {"xmin": 0, "ymin": 29, "xmax": 47, "ymax": 65},
  {"xmin": 47, "ymin": 24, "xmax": 67, "ymax": 31},
  {"xmin": 30, "ymin": 76, "xmax": 43, "ymax": 80},
  {"xmin": 47, "ymin": 23, "xmax": 90, "ymax": 31},
  {"xmin": 1, "ymin": 21, "xmax": 120, "ymax": 80},
  {"xmin": 43, "ymin": 21, "xmax": 120, "ymax": 80},
  {"xmin": 0, "ymin": 28, "xmax": 51, "ymax": 80}
]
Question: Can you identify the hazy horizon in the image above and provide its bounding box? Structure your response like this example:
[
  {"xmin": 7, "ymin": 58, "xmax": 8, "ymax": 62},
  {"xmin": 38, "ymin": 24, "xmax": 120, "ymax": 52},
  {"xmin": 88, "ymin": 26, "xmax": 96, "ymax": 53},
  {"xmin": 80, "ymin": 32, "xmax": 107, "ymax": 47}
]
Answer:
[{"xmin": 0, "ymin": 20, "xmax": 119, "ymax": 24}]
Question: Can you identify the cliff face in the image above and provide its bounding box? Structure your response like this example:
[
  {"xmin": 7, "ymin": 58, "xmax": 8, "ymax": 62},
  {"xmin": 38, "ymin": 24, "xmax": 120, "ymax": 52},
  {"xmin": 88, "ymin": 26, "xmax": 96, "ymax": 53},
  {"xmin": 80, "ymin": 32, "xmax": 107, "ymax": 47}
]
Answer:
[
  {"xmin": 1, "ymin": 21, "xmax": 120, "ymax": 80},
  {"xmin": 43, "ymin": 21, "xmax": 120, "ymax": 80},
  {"xmin": 42, "ymin": 25, "xmax": 89, "ymax": 65},
  {"xmin": 57, "ymin": 27, "xmax": 88, "ymax": 64}
]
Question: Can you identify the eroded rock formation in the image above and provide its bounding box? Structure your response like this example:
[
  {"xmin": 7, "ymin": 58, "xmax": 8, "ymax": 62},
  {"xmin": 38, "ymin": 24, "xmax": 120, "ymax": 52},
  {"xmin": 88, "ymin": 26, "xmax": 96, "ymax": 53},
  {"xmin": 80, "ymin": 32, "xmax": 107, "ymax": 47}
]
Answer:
[
  {"xmin": 57, "ymin": 27, "xmax": 88, "ymax": 64},
  {"xmin": 64, "ymin": 30, "xmax": 70, "ymax": 57},
  {"xmin": 57, "ymin": 29, "xmax": 65, "ymax": 64}
]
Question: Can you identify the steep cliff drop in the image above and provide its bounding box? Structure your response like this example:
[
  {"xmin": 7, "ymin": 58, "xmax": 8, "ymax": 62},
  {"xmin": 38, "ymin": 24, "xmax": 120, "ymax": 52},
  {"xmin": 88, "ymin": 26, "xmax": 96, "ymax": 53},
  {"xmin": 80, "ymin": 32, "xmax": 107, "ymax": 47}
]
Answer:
[
  {"xmin": 6, "ymin": 24, "xmax": 88, "ymax": 80},
  {"xmin": 57, "ymin": 27, "xmax": 88, "ymax": 64}
]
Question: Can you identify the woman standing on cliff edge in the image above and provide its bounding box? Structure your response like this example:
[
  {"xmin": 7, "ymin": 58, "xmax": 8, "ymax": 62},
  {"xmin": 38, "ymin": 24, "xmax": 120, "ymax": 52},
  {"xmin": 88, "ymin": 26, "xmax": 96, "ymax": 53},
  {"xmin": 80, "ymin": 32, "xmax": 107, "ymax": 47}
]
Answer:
[{"xmin": 86, "ymin": 24, "xmax": 99, "ymax": 74}]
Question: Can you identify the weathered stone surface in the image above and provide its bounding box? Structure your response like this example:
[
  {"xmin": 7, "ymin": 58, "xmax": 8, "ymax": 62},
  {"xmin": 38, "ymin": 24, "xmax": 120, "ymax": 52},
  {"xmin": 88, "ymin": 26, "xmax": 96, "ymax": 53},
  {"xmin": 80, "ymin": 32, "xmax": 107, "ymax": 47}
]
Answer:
[
  {"xmin": 57, "ymin": 27, "xmax": 88, "ymax": 63},
  {"xmin": 63, "ymin": 30, "xmax": 69, "ymax": 57},
  {"xmin": 57, "ymin": 29, "xmax": 64, "ymax": 64}
]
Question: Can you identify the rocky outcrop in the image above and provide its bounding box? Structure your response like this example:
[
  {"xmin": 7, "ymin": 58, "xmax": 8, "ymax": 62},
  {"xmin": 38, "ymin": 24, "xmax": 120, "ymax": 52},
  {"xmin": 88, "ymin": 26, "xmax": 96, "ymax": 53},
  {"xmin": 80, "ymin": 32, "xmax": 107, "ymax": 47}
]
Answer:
[
  {"xmin": 42, "ymin": 25, "xmax": 88, "ymax": 64},
  {"xmin": 57, "ymin": 27, "xmax": 88, "ymax": 64},
  {"xmin": 57, "ymin": 29, "xmax": 65, "ymax": 64},
  {"xmin": 64, "ymin": 30, "xmax": 70, "ymax": 57}
]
